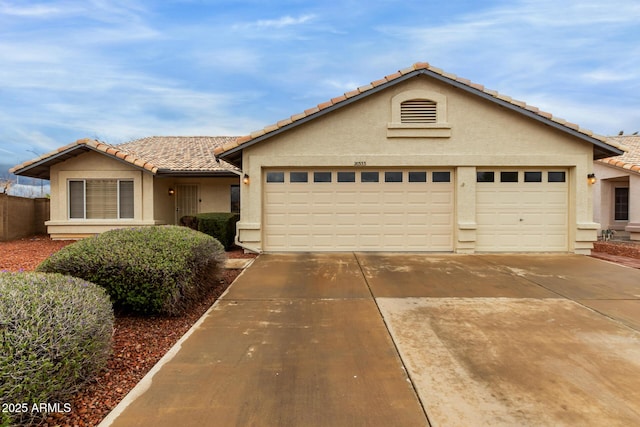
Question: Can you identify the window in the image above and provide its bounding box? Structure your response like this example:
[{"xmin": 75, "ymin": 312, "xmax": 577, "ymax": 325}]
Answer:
[
  {"xmin": 385, "ymin": 171, "xmax": 403, "ymax": 182},
  {"xmin": 432, "ymin": 171, "xmax": 451, "ymax": 183},
  {"xmin": 400, "ymin": 100, "xmax": 437, "ymax": 123},
  {"xmin": 524, "ymin": 172, "xmax": 542, "ymax": 182},
  {"xmin": 266, "ymin": 172, "xmax": 285, "ymax": 183},
  {"xmin": 615, "ymin": 188, "xmax": 629, "ymax": 221},
  {"xmin": 290, "ymin": 172, "xmax": 308, "ymax": 183},
  {"xmin": 548, "ymin": 171, "xmax": 566, "ymax": 182},
  {"xmin": 337, "ymin": 172, "xmax": 355, "ymax": 182},
  {"xmin": 500, "ymin": 172, "xmax": 518, "ymax": 182},
  {"xmin": 119, "ymin": 181, "xmax": 134, "ymax": 218},
  {"xmin": 230, "ymin": 185, "xmax": 240, "ymax": 213},
  {"xmin": 361, "ymin": 172, "xmax": 379, "ymax": 183},
  {"xmin": 69, "ymin": 179, "xmax": 134, "ymax": 219},
  {"xmin": 408, "ymin": 171, "xmax": 427, "ymax": 182},
  {"xmin": 314, "ymin": 172, "xmax": 332, "ymax": 183},
  {"xmin": 477, "ymin": 172, "xmax": 495, "ymax": 183}
]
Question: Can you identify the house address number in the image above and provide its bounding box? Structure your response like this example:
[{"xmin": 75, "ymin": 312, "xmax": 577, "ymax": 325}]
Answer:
[{"xmin": 354, "ymin": 161, "xmax": 367, "ymax": 166}]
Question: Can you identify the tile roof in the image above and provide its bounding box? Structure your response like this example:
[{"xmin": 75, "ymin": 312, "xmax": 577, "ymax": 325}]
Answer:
[
  {"xmin": 10, "ymin": 136, "xmax": 240, "ymax": 179},
  {"xmin": 214, "ymin": 62, "xmax": 624, "ymax": 159},
  {"xmin": 116, "ymin": 136, "xmax": 239, "ymax": 173},
  {"xmin": 598, "ymin": 135, "xmax": 640, "ymax": 174}
]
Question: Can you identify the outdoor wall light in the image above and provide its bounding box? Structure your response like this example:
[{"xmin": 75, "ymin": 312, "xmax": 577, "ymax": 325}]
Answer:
[
  {"xmin": 168, "ymin": 188, "xmax": 175, "ymax": 196},
  {"xmin": 587, "ymin": 173, "xmax": 597, "ymax": 185},
  {"xmin": 243, "ymin": 174, "xmax": 250, "ymax": 185}
]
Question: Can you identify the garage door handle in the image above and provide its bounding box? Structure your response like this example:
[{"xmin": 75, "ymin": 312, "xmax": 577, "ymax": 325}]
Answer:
[{"xmin": 519, "ymin": 218, "xmax": 524, "ymax": 222}]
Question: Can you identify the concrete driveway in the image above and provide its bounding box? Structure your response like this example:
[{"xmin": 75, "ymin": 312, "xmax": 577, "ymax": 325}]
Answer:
[{"xmin": 102, "ymin": 253, "xmax": 640, "ymax": 427}]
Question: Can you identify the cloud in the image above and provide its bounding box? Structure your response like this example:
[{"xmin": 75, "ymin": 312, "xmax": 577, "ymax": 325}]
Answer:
[
  {"xmin": 235, "ymin": 14, "xmax": 316, "ymax": 30},
  {"xmin": 0, "ymin": 1, "xmax": 64, "ymax": 17}
]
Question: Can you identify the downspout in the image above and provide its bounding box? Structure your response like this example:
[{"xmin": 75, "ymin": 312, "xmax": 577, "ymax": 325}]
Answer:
[
  {"xmin": 228, "ymin": 168, "xmax": 262, "ymax": 254},
  {"xmin": 234, "ymin": 235, "xmax": 262, "ymax": 254}
]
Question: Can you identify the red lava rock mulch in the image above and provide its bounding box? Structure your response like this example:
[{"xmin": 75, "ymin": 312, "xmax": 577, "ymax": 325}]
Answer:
[
  {"xmin": 591, "ymin": 240, "xmax": 640, "ymax": 269},
  {"xmin": 592, "ymin": 240, "xmax": 640, "ymax": 259},
  {"xmin": 1, "ymin": 235, "xmax": 256, "ymax": 427}
]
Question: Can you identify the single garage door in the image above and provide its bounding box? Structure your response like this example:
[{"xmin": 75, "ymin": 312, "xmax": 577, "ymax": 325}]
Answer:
[
  {"xmin": 264, "ymin": 169, "xmax": 454, "ymax": 251},
  {"xmin": 476, "ymin": 169, "xmax": 568, "ymax": 251}
]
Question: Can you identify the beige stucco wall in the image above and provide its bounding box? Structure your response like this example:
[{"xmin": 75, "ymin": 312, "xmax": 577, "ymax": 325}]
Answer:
[
  {"xmin": 593, "ymin": 162, "xmax": 640, "ymax": 240},
  {"xmin": 237, "ymin": 75, "xmax": 598, "ymax": 253},
  {"xmin": 47, "ymin": 150, "xmax": 240, "ymax": 239},
  {"xmin": 47, "ymin": 151, "xmax": 156, "ymax": 239},
  {"xmin": 154, "ymin": 176, "xmax": 240, "ymax": 225}
]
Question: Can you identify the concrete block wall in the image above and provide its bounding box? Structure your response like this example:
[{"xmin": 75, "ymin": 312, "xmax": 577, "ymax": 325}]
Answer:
[{"xmin": 0, "ymin": 194, "xmax": 50, "ymax": 241}]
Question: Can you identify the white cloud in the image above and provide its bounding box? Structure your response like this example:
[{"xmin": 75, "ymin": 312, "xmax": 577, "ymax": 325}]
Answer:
[
  {"xmin": 235, "ymin": 14, "xmax": 316, "ymax": 30},
  {"xmin": 0, "ymin": 1, "xmax": 64, "ymax": 17}
]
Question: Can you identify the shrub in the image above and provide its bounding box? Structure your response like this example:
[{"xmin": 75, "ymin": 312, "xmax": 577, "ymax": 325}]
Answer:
[
  {"xmin": 0, "ymin": 272, "xmax": 113, "ymax": 425},
  {"xmin": 37, "ymin": 226, "xmax": 226, "ymax": 316},
  {"xmin": 195, "ymin": 212, "xmax": 239, "ymax": 250}
]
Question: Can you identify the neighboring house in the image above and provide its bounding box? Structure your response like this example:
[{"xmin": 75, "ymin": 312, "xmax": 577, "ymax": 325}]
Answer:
[
  {"xmin": 593, "ymin": 135, "xmax": 640, "ymax": 241},
  {"xmin": 10, "ymin": 136, "xmax": 240, "ymax": 239},
  {"xmin": 214, "ymin": 62, "xmax": 623, "ymax": 254}
]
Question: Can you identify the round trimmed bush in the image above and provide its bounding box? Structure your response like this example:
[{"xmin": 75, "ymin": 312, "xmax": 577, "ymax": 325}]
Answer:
[
  {"xmin": 0, "ymin": 272, "xmax": 113, "ymax": 425},
  {"xmin": 37, "ymin": 226, "xmax": 226, "ymax": 316}
]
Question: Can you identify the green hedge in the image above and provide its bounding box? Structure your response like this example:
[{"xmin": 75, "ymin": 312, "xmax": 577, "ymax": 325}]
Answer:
[
  {"xmin": 0, "ymin": 272, "xmax": 113, "ymax": 425},
  {"xmin": 195, "ymin": 212, "xmax": 239, "ymax": 250},
  {"xmin": 36, "ymin": 226, "xmax": 226, "ymax": 316}
]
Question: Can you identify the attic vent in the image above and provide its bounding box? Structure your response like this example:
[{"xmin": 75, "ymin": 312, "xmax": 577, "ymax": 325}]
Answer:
[{"xmin": 400, "ymin": 99, "xmax": 437, "ymax": 123}]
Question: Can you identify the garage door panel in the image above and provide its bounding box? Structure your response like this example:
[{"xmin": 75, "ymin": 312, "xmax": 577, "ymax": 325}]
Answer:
[
  {"xmin": 430, "ymin": 213, "xmax": 454, "ymax": 226},
  {"xmin": 312, "ymin": 192, "xmax": 334, "ymax": 204},
  {"xmin": 476, "ymin": 169, "xmax": 568, "ymax": 252},
  {"xmin": 264, "ymin": 169, "xmax": 454, "ymax": 251},
  {"xmin": 407, "ymin": 191, "xmax": 430, "ymax": 204}
]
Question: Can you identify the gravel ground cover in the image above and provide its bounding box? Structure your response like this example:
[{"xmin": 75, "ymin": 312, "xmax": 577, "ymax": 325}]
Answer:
[
  {"xmin": 1, "ymin": 235, "xmax": 255, "ymax": 426},
  {"xmin": 592, "ymin": 240, "xmax": 640, "ymax": 259}
]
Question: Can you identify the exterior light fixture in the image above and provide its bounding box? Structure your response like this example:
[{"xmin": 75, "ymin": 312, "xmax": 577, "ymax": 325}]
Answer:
[
  {"xmin": 243, "ymin": 174, "xmax": 250, "ymax": 185},
  {"xmin": 587, "ymin": 173, "xmax": 596, "ymax": 185},
  {"xmin": 168, "ymin": 188, "xmax": 175, "ymax": 196}
]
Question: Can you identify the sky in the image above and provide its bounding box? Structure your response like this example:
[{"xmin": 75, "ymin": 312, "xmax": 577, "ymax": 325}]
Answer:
[{"xmin": 1, "ymin": 0, "xmax": 639, "ymax": 168}]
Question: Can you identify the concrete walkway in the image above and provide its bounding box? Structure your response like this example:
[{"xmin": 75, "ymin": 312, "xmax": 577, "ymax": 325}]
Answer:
[{"xmin": 101, "ymin": 253, "xmax": 640, "ymax": 427}]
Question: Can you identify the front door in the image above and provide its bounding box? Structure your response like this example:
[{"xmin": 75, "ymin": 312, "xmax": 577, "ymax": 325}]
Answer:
[{"xmin": 176, "ymin": 184, "xmax": 199, "ymax": 224}]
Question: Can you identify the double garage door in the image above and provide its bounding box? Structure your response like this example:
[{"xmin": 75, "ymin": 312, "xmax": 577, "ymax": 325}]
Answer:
[
  {"xmin": 264, "ymin": 169, "xmax": 454, "ymax": 251},
  {"xmin": 263, "ymin": 168, "xmax": 568, "ymax": 252}
]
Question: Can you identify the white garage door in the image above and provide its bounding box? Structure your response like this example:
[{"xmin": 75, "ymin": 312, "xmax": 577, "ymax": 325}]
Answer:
[
  {"xmin": 476, "ymin": 170, "xmax": 568, "ymax": 252},
  {"xmin": 264, "ymin": 169, "xmax": 454, "ymax": 251}
]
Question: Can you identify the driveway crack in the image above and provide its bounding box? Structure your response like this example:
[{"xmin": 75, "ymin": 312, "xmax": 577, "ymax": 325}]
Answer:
[{"xmin": 353, "ymin": 252, "xmax": 433, "ymax": 427}]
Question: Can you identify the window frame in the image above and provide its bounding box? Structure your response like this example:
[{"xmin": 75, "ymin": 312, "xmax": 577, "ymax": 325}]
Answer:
[
  {"xmin": 614, "ymin": 187, "xmax": 630, "ymax": 221},
  {"xmin": 266, "ymin": 171, "xmax": 285, "ymax": 183},
  {"xmin": 230, "ymin": 184, "xmax": 240, "ymax": 213},
  {"xmin": 68, "ymin": 178, "xmax": 135, "ymax": 220},
  {"xmin": 289, "ymin": 171, "xmax": 308, "ymax": 183}
]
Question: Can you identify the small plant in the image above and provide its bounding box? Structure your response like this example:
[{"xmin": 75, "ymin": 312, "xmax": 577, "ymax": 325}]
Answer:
[
  {"xmin": 37, "ymin": 226, "xmax": 226, "ymax": 315},
  {"xmin": 0, "ymin": 272, "xmax": 113, "ymax": 425}
]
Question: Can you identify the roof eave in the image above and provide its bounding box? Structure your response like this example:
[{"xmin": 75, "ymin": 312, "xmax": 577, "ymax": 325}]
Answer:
[
  {"xmin": 218, "ymin": 72, "xmax": 417, "ymax": 164},
  {"xmin": 218, "ymin": 68, "xmax": 624, "ymax": 162},
  {"xmin": 155, "ymin": 169, "xmax": 241, "ymax": 177},
  {"xmin": 10, "ymin": 145, "xmax": 93, "ymax": 180},
  {"xmin": 10, "ymin": 143, "xmax": 159, "ymax": 179}
]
